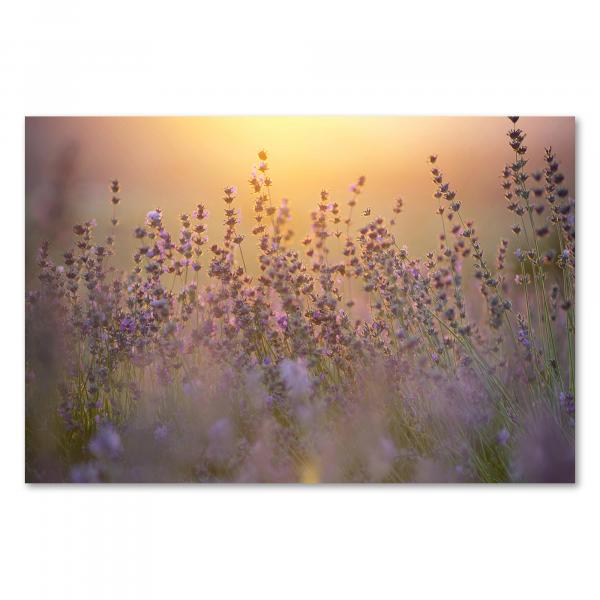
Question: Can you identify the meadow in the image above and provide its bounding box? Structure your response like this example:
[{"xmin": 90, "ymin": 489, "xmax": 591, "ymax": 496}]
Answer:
[{"xmin": 25, "ymin": 117, "xmax": 575, "ymax": 483}]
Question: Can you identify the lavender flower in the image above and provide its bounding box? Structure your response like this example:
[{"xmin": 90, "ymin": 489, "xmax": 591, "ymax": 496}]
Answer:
[
  {"xmin": 89, "ymin": 424, "xmax": 122, "ymax": 460},
  {"xmin": 279, "ymin": 358, "xmax": 312, "ymax": 400}
]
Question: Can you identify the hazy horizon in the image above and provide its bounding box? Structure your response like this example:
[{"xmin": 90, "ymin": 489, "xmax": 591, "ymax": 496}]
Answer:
[{"xmin": 25, "ymin": 116, "xmax": 575, "ymax": 269}]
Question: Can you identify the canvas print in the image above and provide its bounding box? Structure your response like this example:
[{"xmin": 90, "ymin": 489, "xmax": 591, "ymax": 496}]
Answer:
[{"xmin": 25, "ymin": 116, "xmax": 575, "ymax": 483}]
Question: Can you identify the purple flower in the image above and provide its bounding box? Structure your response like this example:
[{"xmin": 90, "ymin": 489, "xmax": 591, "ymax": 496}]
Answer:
[
  {"xmin": 154, "ymin": 424, "xmax": 168, "ymax": 441},
  {"xmin": 497, "ymin": 428, "xmax": 510, "ymax": 446},
  {"xmin": 120, "ymin": 316, "xmax": 136, "ymax": 334},
  {"xmin": 89, "ymin": 424, "xmax": 122, "ymax": 459},
  {"xmin": 71, "ymin": 462, "xmax": 100, "ymax": 483},
  {"xmin": 206, "ymin": 418, "xmax": 235, "ymax": 462},
  {"xmin": 515, "ymin": 248, "xmax": 524, "ymax": 262},
  {"xmin": 559, "ymin": 392, "xmax": 575, "ymax": 416},
  {"xmin": 146, "ymin": 210, "xmax": 162, "ymax": 225},
  {"xmin": 275, "ymin": 312, "xmax": 288, "ymax": 331}
]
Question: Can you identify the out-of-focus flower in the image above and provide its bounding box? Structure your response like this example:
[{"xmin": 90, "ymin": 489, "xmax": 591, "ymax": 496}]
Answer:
[
  {"xmin": 206, "ymin": 418, "xmax": 235, "ymax": 463},
  {"xmin": 89, "ymin": 423, "xmax": 122, "ymax": 459},
  {"xmin": 182, "ymin": 379, "xmax": 202, "ymax": 398},
  {"xmin": 512, "ymin": 414, "xmax": 575, "ymax": 483},
  {"xmin": 70, "ymin": 462, "xmax": 101, "ymax": 483},
  {"xmin": 367, "ymin": 436, "xmax": 397, "ymax": 480},
  {"xmin": 279, "ymin": 358, "xmax": 312, "ymax": 400},
  {"xmin": 154, "ymin": 424, "xmax": 168, "ymax": 441},
  {"xmin": 497, "ymin": 428, "xmax": 510, "ymax": 446}
]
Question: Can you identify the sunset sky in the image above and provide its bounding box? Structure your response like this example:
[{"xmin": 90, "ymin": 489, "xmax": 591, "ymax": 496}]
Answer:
[{"xmin": 25, "ymin": 116, "xmax": 575, "ymax": 267}]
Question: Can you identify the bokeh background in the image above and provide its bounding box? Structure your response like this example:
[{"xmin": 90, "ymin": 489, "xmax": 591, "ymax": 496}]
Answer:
[{"xmin": 25, "ymin": 116, "xmax": 575, "ymax": 277}]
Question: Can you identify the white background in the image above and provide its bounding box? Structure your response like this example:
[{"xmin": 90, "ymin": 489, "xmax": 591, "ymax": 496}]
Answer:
[{"xmin": 2, "ymin": 1, "xmax": 598, "ymax": 598}]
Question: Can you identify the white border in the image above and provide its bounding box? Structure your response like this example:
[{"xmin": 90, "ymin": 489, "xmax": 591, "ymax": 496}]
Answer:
[{"xmin": 2, "ymin": 2, "xmax": 598, "ymax": 598}]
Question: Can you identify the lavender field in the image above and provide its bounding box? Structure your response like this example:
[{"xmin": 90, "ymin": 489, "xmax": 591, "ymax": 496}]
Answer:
[{"xmin": 25, "ymin": 116, "xmax": 575, "ymax": 483}]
